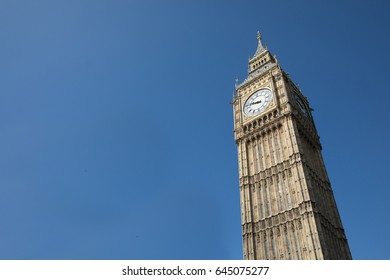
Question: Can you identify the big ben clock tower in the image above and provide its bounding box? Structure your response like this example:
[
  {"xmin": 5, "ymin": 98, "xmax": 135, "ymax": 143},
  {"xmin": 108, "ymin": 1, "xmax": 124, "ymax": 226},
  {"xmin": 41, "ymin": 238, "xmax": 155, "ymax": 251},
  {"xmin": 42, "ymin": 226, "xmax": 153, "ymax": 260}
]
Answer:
[{"xmin": 232, "ymin": 32, "xmax": 352, "ymax": 260}]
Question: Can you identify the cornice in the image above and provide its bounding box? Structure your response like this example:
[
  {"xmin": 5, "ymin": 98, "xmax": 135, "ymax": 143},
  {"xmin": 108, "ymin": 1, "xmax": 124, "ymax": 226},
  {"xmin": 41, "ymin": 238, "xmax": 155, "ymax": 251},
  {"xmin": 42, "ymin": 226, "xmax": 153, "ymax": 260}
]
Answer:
[
  {"xmin": 234, "ymin": 110, "xmax": 288, "ymax": 143},
  {"xmin": 236, "ymin": 62, "xmax": 278, "ymax": 90}
]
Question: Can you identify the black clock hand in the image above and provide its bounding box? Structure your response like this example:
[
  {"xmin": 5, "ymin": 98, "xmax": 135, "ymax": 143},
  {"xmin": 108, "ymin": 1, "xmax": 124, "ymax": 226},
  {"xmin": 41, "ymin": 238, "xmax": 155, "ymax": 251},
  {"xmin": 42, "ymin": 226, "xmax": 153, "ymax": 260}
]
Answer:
[{"xmin": 251, "ymin": 100, "xmax": 262, "ymax": 105}]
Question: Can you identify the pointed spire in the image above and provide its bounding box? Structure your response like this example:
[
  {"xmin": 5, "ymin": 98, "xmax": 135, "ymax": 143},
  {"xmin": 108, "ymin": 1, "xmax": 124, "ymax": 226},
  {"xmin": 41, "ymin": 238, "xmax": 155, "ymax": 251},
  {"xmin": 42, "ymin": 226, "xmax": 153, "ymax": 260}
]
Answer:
[{"xmin": 253, "ymin": 31, "xmax": 266, "ymax": 57}]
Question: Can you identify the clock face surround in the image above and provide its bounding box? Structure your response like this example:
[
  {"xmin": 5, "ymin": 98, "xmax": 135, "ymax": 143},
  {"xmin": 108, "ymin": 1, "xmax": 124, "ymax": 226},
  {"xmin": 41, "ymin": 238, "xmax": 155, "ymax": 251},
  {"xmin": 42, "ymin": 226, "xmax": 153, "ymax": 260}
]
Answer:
[
  {"xmin": 243, "ymin": 88, "xmax": 273, "ymax": 116},
  {"xmin": 294, "ymin": 92, "xmax": 311, "ymax": 119}
]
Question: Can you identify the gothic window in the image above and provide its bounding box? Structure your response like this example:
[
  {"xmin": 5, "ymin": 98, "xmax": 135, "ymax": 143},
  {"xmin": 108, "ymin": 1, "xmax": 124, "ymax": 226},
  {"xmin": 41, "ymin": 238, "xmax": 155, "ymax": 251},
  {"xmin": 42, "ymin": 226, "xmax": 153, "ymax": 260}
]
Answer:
[
  {"xmin": 293, "ymin": 228, "xmax": 300, "ymax": 260},
  {"xmin": 259, "ymin": 185, "xmax": 265, "ymax": 219},
  {"xmin": 285, "ymin": 227, "xmax": 291, "ymax": 260},
  {"xmin": 265, "ymin": 184, "xmax": 271, "ymax": 216},
  {"xmin": 264, "ymin": 233, "xmax": 269, "ymax": 260},
  {"xmin": 270, "ymin": 135, "xmax": 277, "ymax": 164},
  {"xmin": 277, "ymin": 179, "xmax": 285, "ymax": 212},
  {"xmin": 259, "ymin": 141, "xmax": 266, "ymax": 169},
  {"xmin": 275, "ymin": 133, "xmax": 283, "ymax": 161},
  {"xmin": 283, "ymin": 176, "xmax": 292, "ymax": 209},
  {"xmin": 271, "ymin": 232, "xmax": 277, "ymax": 259},
  {"xmin": 254, "ymin": 144, "xmax": 260, "ymax": 173}
]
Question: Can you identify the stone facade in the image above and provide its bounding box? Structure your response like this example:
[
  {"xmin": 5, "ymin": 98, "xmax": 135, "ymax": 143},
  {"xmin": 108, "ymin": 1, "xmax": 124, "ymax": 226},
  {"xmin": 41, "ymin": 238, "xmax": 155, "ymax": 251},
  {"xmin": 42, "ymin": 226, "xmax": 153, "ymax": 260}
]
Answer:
[{"xmin": 232, "ymin": 32, "xmax": 352, "ymax": 260}]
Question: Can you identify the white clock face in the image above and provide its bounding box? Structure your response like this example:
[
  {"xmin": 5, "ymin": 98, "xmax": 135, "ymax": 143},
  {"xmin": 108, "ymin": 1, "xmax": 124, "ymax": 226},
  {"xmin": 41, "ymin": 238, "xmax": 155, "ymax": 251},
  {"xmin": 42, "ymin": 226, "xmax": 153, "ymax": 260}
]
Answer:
[{"xmin": 243, "ymin": 88, "xmax": 273, "ymax": 116}]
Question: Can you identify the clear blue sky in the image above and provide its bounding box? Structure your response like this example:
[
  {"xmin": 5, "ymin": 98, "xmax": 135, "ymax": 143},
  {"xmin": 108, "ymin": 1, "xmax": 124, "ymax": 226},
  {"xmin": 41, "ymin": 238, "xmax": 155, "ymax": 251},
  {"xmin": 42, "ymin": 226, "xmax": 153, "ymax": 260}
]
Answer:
[{"xmin": 1, "ymin": 0, "xmax": 389, "ymax": 260}]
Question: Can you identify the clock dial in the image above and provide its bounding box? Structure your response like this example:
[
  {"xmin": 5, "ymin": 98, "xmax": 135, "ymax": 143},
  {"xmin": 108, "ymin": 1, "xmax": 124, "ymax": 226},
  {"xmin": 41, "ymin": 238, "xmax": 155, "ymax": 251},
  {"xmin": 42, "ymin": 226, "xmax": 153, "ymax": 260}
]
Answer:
[
  {"xmin": 294, "ymin": 92, "xmax": 311, "ymax": 119},
  {"xmin": 243, "ymin": 88, "xmax": 273, "ymax": 116}
]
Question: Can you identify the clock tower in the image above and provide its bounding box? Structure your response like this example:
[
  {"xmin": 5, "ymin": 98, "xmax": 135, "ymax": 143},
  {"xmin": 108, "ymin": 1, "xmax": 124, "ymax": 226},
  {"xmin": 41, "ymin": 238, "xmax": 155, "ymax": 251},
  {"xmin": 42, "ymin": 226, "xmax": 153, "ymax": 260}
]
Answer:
[{"xmin": 232, "ymin": 32, "xmax": 352, "ymax": 260}]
